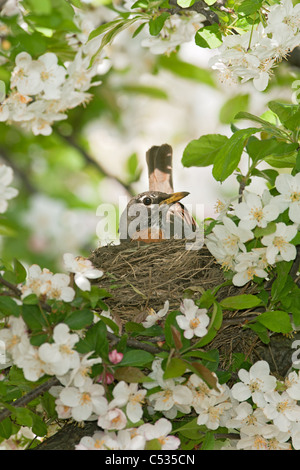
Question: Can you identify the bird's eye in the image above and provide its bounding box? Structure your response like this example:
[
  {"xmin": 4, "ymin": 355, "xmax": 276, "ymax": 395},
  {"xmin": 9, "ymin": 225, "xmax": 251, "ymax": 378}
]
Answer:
[{"xmin": 143, "ymin": 196, "xmax": 152, "ymax": 206}]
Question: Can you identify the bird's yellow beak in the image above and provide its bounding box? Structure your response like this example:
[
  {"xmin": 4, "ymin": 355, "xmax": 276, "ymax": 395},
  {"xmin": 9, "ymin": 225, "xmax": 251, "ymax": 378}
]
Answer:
[{"xmin": 159, "ymin": 191, "xmax": 190, "ymax": 206}]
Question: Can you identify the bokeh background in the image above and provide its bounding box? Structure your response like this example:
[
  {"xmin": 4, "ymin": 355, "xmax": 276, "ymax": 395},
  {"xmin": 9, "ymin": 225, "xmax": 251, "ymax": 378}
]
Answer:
[{"xmin": 0, "ymin": 0, "xmax": 299, "ymax": 272}]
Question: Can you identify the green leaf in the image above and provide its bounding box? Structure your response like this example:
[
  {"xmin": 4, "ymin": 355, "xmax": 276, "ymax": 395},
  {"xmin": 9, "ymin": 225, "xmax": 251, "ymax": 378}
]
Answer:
[
  {"xmin": 267, "ymin": 101, "xmax": 300, "ymax": 131},
  {"xmin": 194, "ymin": 302, "xmax": 223, "ymax": 348},
  {"xmin": 64, "ymin": 309, "xmax": 94, "ymax": 330},
  {"xmin": 88, "ymin": 19, "xmax": 122, "ymax": 41},
  {"xmin": 76, "ymin": 320, "xmax": 109, "ymax": 359},
  {"xmin": 212, "ymin": 127, "xmax": 259, "ymax": 182},
  {"xmin": 271, "ymin": 261, "xmax": 293, "ymax": 302},
  {"xmin": 121, "ymin": 84, "xmax": 168, "ymax": 100},
  {"xmin": 254, "ymin": 221, "xmax": 276, "ymax": 238},
  {"xmin": 114, "ymin": 366, "xmax": 153, "ymax": 383},
  {"xmin": 282, "ymin": 109, "xmax": 300, "ymax": 131},
  {"xmin": 31, "ymin": 413, "xmax": 48, "ymax": 437},
  {"xmin": 175, "ymin": 417, "xmax": 205, "ymax": 440},
  {"xmin": 13, "ymin": 259, "xmax": 27, "ymax": 284},
  {"xmin": 126, "ymin": 152, "xmax": 138, "ymax": 177},
  {"xmin": 120, "ymin": 349, "xmax": 154, "ymax": 367},
  {"xmin": 164, "ymin": 311, "xmax": 189, "ymax": 349},
  {"xmin": 195, "ymin": 24, "xmax": 223, "ymax": 49},
  {"xmin": 182, "ymin": 134, "xmax": 228, "ymax": 168},
  {"xmin": 177, "ymin": 0, "xmax": 195, "ymax": 7},
  {"xmin": 251, "ymin": 168, "xmax": 279, "ymax": 186},
  {"xmin": 22, "ymin": 293, "xmax": 39, "ymax": 305},
  {"xmin": 219, "ymin": 94, "xmax": 250, "ymax": 124},
  {"xmin": 131, "ymin": 0, "xmax": 149, "ymax": 8},
  {"xmin": 188, "ymin": 361, "xmax": 219, "ymax": 391},
  {"xmin": 267, "ymin": 101, "xmax": 298, "ymax": 124},
  {"xmin": 235, "ymin": 111, "xmax": 291, "ymax": 141},
  {"xmin": 149, "ymin": 12, "xmax": 170, "ymax": 35},
  {"xmin": 237, "ymin": 0, "xmax": 262, "ymax": 15},
  {"xmin": 264, "ymin": 151, "xmax": 297, "ymax": 169},
  {"xmin": 158, "ymin": 54, "xmax": 215, "ymax": 87},
  {"xmin": 163, "ymin": 357, "xmax": 187, "ymax": 379},
  {"xmin": 201, "ymin": 431, "xmax": 215, "ymax": 450},
  {"xmin": 0, "ymin": 417, "xmax": 13, "ymax": 439},
  {"xmin": 23, "ymin": 0, "xmax": 52, "ymax": 14},
  {"xmin": 246, "ymin": 322, "xmax": 270, "ymax": 344},
  {"xmin": 68, "ymin": 0, "xmax": 83, "ymax": 7},
  {"xmin": 0, "ymin": 296, "xmax": 21, "ymax": 318},
  {"xmin": 22, "ymin": 304, "xmax": 48, "ymax": 331},
  {"xmin": 145, "ymin": 439, "xmax": 162, "ymax": 450},
  {"xmin": 81, "ymin": 286, "xmax": 111, "ymax": 309},
  {"xmin": 13, "ymin": 407, "xmax": 33, "ymax": 428},
  {"xmin": 220, "ymin": 294, "xmax": 262, "ymax": 310},
  {"xmin": 257, "ymin": 310, "xmax": 292, "ymax": 333},
  {"xmin": 125, "ymin": 321, "xmax": 145, "ymax": 334},
  {"xmin": 90, "ymin": 17, "xmax": 142, "ymax": 64},
  {"xmin": 295, "ymin": 149, "xmax": 300, "ymax": 172}
]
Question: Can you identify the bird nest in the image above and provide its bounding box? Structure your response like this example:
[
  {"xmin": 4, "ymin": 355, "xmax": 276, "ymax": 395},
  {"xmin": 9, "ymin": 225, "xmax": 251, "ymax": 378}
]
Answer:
[
  {"xmin": 90, "ymin": 239, "xmax": 224, "ymax": 321},
  {"xmin": 89, "ymin": 238, "xmax": 294, "ymax": 376}
]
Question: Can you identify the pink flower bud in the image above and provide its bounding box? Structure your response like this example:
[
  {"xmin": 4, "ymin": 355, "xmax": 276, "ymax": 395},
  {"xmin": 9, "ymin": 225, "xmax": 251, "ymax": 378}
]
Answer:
[
  {"xmin": 109, "ymin": 349, "xmax": 123, "ymax": 364},
  {"xmin": 98, "ymin": 371, "xmax": 114, "ymax": 385}
]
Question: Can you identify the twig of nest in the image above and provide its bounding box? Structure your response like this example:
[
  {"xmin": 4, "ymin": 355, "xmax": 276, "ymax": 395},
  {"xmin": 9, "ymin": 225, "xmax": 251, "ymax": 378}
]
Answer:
[{"xmin": 90, "ymin": 239, "xmax": 225, "ymax": 322}]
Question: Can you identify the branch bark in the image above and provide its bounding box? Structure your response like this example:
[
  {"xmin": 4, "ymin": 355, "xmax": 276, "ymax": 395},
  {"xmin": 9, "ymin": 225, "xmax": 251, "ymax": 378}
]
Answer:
[
  {"xmin": 0, "ymin": 377, "xmax": 59, "ymax": 423},
  {"xmin": 57, "ymin": 132, "xmax": 135, "ymax": 198}
]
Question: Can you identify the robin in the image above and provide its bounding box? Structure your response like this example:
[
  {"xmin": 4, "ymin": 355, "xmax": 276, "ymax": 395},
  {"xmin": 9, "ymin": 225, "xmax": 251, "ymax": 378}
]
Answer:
[{"xmin": 119, "ymin": 144, "xmax": 197, "ymax": 243}]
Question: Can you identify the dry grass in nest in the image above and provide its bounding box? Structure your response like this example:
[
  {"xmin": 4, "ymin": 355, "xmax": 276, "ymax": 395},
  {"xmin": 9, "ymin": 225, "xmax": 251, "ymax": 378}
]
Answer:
[
  {"xmin": 89, "ymin": 239, "xmax": 291, "ymax": 375},
  {"xmin": 90, "ymin": 239, "xmax": 224, "ymax": 320}
]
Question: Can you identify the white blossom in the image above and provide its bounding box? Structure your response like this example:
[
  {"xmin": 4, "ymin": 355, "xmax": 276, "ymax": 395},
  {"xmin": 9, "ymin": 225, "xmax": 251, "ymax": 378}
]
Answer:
[
  {"xmin": 274, "ymin": 173, "xmax": 300, "ymax": 224},
  {"xmin": 97, "ymin": 408, "xmax": 127, "ymax": 430},
  {"xmin": 196, "ymin": 388, "xmax": 233, "ymax": 430},
  {"xmin": 142, "ymin": 300, "xmax": 169, "ymax": 328},
  {"xmin": 210, "ymin": 216, "xmax": 254, "ymax": 256},
  {"xmin": 176, "ymin": 298, "xmax": 209, "ymax": 339},
  {"xmin": 237, "ymin": 424, "xmax": 292, "ymax": 450},
  {"xmin": 138, "ymin": 418, "xmax": 180, "ymax": 450},
  {"xmin": 0, "ymin": 316, "xmax": 30, "ymax": 364},
  {"xmin": 262, "ymin": 391, "xmax": 300, "ymax": 432},
  {"xmin": 38, "ymin": 323, "xmax": 80, "ymax": 377},
  {"xmin": 141, "ymin": 13, "xmax": 205, "ymax": 55},
  {"xmin": 21, "ymin": 265, "xmax": 75, "ymax": 302},
  {"xmin": 206, "ymin": 235, "xmax": 236, "ymax": 271},
  {"xmin": 59, "ymin": 377, "xmax": 108, "ymax": 421},
  {"xmin": 234, "ymin": 191, "xmax": 279, "ymax": 230},
  {"xmin": 148, "ymin": 379, "xmax": 193, "ymax": 419},
  {"xmin": 108, "ymin": 381, "xmax": 146, "ymax": 423},
  {"xmin": 63, "ymin": 253, "xmax": 103, "ymax": 292},
  {"xmin": 266, "ymin": 0, "xmax": 300, "ymax": 36},
  {"xmin": 226, "ymin": 402, "xmax": 269, "ymax": 432},
  {"xmin": 209, "ymin": 1, "xmax": 300, "ymax": 92},
  {"xmin": 231, "ymin": 361, "xmax": 277, "ymax": 407},
  {"xmin": 261, "ymin": 222, "xmax": 297, "ymax": 264},
  {"xmin": 232, "ymin": 250, "xmax": 268, "ymax": 286},
  {"xmin": 76, "ymin": 429, "xmax": 145, "ymax": 450},
  {"xmin": 186, "ymin": 373, "xmax": 222, "ymax": 413},
  {"xmin": 0, "ymin": 165, "xmax": 18, "ymax": 213},
  {"xmin": 285, "ymin": 370, "xmax": 300, "ymax": 400},
  {"xmin": 60, "ymin": 352, "xmax": 103, "ymax": 388}
]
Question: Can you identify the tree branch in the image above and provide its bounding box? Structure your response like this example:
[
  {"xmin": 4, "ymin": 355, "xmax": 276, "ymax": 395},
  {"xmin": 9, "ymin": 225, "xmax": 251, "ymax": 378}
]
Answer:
[
  {"xmin": 107, "ymin": 331, "xmax": 163, "ymax": 354},
  {"xmin": 56, "ymin": 132, "xmax": 136, "ymax": 198},
  {"xmin": 0, "ymin": 377, "xmax": 59, "ymax": 423},
  {"xmin": 0, "ymin": 147, "xmax": 36, "ymax": 195},
  {"xmin": 167, "ymin": 0, "xmax": 220, "ymax": 24}
]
